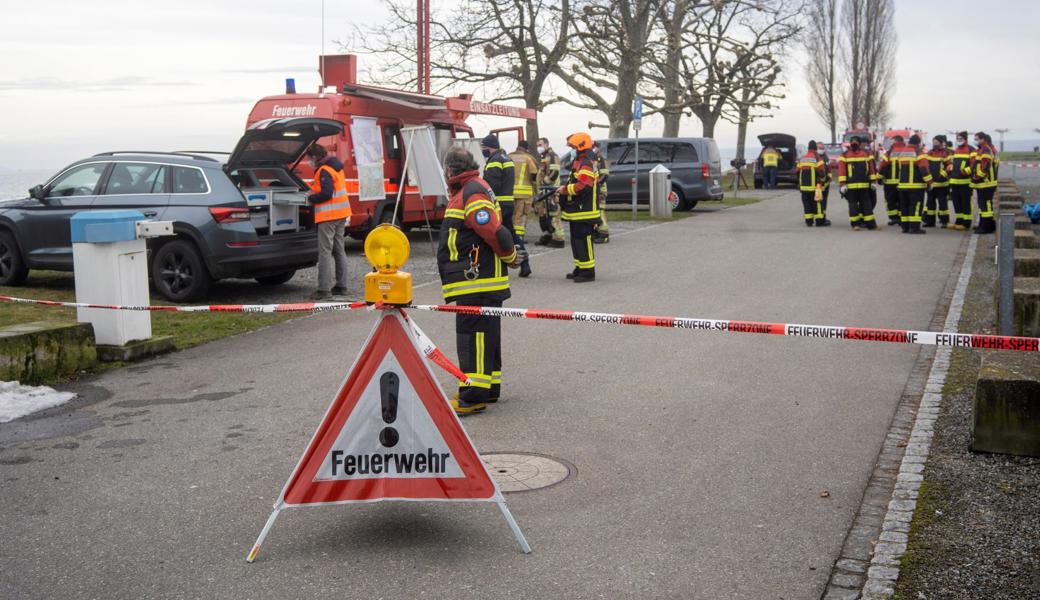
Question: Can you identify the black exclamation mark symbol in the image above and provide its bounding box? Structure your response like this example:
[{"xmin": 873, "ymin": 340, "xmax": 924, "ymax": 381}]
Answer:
[{"xmin": 379, "ymin": 372, "xmax": 400, "ymax": 448}]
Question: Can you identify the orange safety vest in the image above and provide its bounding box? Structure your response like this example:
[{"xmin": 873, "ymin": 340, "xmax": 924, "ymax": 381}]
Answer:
[{"xmin": 308, "ymin": 164, "xmax": 352, "ymax": 223}]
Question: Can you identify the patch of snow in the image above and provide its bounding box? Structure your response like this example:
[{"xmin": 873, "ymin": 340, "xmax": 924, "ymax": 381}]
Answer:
[{"xmin": 0, "ymin": 381, "xmax": 76, "ymax": 423}]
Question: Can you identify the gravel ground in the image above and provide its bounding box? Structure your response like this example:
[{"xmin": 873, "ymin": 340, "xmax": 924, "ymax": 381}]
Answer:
[{"xmin": 895, "ymin": 179, "xmax": 1040, "ymax": 599}]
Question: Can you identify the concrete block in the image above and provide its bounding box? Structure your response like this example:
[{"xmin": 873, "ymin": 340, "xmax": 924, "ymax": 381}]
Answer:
[
  {"xmin": 1014, "ymin": 277, "xmax": 1040, "ymax": 337},
  {"xmin": 0, "ymin": 321, "xmax": 96, "ymax": 384},
  {"xmin": 973, "ymin": 352, "xmax": 1040, "ymax": 457},
  {"xmin": 1015, "ymin": 249, "xmax": 1040, "ymax": 277},
  {"xmin": 1014, "ymin": 230, "xmax": 1039, "ymax": 250},
  {"xmin": 96, "ymin": 336, "xmax": 175, "ymax": 362}
]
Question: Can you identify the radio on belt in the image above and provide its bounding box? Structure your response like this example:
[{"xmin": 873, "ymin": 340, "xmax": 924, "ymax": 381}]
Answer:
[{"xmin": 364, "ymin": 223, "xmax": 412, "ymax": 305}]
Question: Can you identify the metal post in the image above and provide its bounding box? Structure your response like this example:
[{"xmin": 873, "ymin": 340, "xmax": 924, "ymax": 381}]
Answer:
[
  {"xmin": 631, "ymin": 131, "xmax": 639, "ymax": 220},
  {"xmin": 497, "ymin": 501, "xmax": 532, "ymax": 553},
  {"xmin": 997, "ymin": 212, "xmax": 1015, "ymax": 336},
  {"xmin": 246, "ymin": 507, "xmax": 282, "ymax": 563}
]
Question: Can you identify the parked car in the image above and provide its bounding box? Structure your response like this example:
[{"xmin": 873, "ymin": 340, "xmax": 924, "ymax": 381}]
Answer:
[
  {"xmin": 753, "ymin": 133, "xmax": 805, "ymax": 189},
  {"xmin": 820, "ymin": 142, "xmax": 844, "ymax": 170},
  {"xmin": 0, "ymin": 117, "xmax": 343, "ymax": 301},
  {"xmin": 587, "ymin": 137, "xmax": 724, "ymax": 210}
]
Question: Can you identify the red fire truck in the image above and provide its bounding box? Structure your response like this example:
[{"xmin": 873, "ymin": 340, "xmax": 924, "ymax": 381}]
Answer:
[{"xmin": 245, "ymin": 54, "xmax": 536, "ymax": 238}]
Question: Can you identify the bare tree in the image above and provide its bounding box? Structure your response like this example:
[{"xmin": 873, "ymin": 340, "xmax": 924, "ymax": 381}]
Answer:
[
  {"xmin": 345, "ymin": 0, "xmax": 572, "ymax": 141},
  {"xmin": 840, "ymin": 0, "xmax": 895, "ymax": 128},
  {"xmin": 676, "ymin": 0, "xmax": 803, "ymax": 138},
  {"xmin": 551, "ymin": 0, "xmax": 662, "ymax": 137},
  {"xmin": 805, "ymin": 0, "xmax": 839, "ymax": 142},
  {"xmin": 726, "ymin": 56, "xmax": 785, "ymax": 160}
]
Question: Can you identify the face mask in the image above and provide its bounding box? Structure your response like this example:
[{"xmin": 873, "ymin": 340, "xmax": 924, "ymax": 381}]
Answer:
[
  {"xmin": 974, "ymin": 139, "xmax": 982, "ymax": 147},
  {"xmin": 850, "ymin": 142, "xmax": 860, "ymax": 150},
  {"xmin": 957, "ymin": 138, "xmax": 966, "ymax": 146},
  {"xmin": 537, "ymin": 144, "xmax": 545, "ymax": 153},
  {"xmin": 481, "ymin": 149, "xmax": 492, "ymax": 158}
]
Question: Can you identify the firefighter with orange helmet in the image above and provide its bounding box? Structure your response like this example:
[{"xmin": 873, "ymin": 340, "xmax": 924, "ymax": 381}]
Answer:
[{"xmin": 557, "ymin": 132, "xmax": 600, "ymax": 282}]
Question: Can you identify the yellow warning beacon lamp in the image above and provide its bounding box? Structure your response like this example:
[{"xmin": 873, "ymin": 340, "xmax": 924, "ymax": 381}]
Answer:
[{"xmin": 363, "ymin": 223, "xmax": 413, "ymax": 305}]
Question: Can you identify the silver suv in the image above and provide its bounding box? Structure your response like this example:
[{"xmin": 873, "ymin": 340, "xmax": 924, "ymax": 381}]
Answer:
[{"xmin": 0, "ymin": 118, "xmax": 343, "ymax": 301}]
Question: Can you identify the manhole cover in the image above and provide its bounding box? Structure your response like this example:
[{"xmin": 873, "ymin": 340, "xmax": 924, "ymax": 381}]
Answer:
[{"xmin": 481, "ymin": 452, "xmax": 574, "ymax": 492}]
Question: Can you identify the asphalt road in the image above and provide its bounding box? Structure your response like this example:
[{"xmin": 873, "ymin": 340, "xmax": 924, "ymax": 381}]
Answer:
[{"xmin": 0, "ymin": 187, "xmax": 966, "ymax": 599}]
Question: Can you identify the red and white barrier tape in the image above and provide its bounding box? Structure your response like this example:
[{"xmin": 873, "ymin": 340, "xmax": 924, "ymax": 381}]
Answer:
[
  {"xmin": 3, "ymin": 295, "xmax": 1037, "ymax": 352},
  {"xmin": 407, "ymin": 304, "xmax": 1040, "ymax": 353},
  {"xmin": 399, "ymin": 309, "xmax": 471, "ymax": 385},
  {"xmin": 0, "ymin": 295, "xmax": 367, "ymax": 314}
]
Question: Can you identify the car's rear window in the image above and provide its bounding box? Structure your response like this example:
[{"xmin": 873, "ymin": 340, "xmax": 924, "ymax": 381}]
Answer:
[
  {"xmin": 171, "ymin": 166, "xmax": 209, "ymax": 194},
  {"xmin": 706, "ymin": 140, "xmax": 721, "ymax": 164},
  {"xmin": 671, "ymin": 143, "xmax": 699, "ymax": 162}
]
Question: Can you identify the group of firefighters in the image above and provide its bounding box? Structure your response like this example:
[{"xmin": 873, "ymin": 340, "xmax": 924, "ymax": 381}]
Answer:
[
  {"xmin": 774, "ymin": 131, "xmax": 1000, "ymax": 235},
  {"xmin": 440, "ymin": 131, "xmax": 609, "ymax": 414}
]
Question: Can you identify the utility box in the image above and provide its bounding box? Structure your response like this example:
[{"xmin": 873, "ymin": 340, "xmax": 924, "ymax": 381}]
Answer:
[
  {"xmin": 70, "ymin": 210, "xmax": 153, "ymax": 346},
  {"xmin": 649, "ymin": 164, "xmax": 672, "ymax": 218}
]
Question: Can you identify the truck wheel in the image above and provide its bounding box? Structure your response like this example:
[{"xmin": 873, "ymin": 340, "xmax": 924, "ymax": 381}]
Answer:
[
  {"xmin": 669, "ymin": 187, "xmax": 692, "ymax": 211},
  {"xmin": 0, "ymin": 231, "xmax": 29, "ymax": 286},
  {"xmin": 378, "ymin": 206, "xmax": 399, "ymax": 226},
  {"xmin": 151, "ymin": 239, "xmax": 212, "ymax": 302},
  {"xmin": 255, "ymin": 270, "xmax": 296, "ymax": 286}
]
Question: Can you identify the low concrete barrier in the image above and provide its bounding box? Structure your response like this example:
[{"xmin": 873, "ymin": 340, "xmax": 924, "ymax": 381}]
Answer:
[
  {"xmin": 1014, "ymin": 229, "xmax": 1039, "ymax": 249},
  {"xmin": 1015, "ymin": 249, "xmax": 1040, "ymax": 277},
  {"xmin": 0, "ymin": 321, "xmax": 96, "ymax": 384},
  {"xmin": 973, "ymin": 352, "xmax": 1040, "ymax": 457},
  {"xmin": 1014, "ymin": 277, "xmax": 1040, "ymax": 337}
]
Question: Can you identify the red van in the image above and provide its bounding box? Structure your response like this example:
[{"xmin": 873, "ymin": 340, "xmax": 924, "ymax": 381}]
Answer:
[{"xmin": 245, "ymin": 55, "xmax": 535, "ymax": 239}]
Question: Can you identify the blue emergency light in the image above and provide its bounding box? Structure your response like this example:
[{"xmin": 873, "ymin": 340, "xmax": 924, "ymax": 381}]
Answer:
[{"xmin": 285, "ymin": 78, "xmax": 296, "ymax": 94}]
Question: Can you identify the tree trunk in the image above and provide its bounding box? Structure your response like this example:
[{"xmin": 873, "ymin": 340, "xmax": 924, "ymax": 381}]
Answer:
[
  {"xmin": 524, "ymin": 92, "xmax": 540, "ymax": 142},
  {"xmin": 735, "ymin": 105, "xmax": 750, "ymax": 161},
  {"xmin": 660, "ymin": 0, "xmax": 688, "ymax": 138}
]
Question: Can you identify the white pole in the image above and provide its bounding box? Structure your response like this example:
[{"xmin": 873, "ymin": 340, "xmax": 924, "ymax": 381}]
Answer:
[
  {"xmin": 392, "ymin": 132, "xmax": 414, "ymax": 224},
  {"xmin": 246, "ymin": 507, "xmax": 282, "ymax": 563},
  {"xmin": 497, "ymin": 501, "xmax": 531, "ymax": 554}
]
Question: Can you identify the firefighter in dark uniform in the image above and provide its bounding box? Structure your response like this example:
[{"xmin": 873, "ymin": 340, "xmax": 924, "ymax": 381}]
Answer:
[
  {"xmin": 481, "ymin": 134, "xmax": 525, "ymax": 253},
  {"xmin": 923, "ymin": 136, "xmax": 952, "ymax": 228},
  {"xmin": 970, "ymin": 131, "xmax": 997, "ymax": 234},
  {"xmin": 592, "ymin": 141, "xmax": 610, "ymax": 243},
  {"xmin": 439, "ymin": 147, "xmax": 524, "ymax": 414},
  {"xmin": 948, "ymin": 131, "xmax": 974, "ymax": 230},
  {"xmin": 893, "ymin": 134, "xmax": 933, "ymax": 234},
  {"xmin": 817, "ymin": 147, "xmax": 833, "ymax": 225},
  {"xmin": 838, "ymin": 136, "xmax": 878, "ymax": 230},
  {"xmin": 557, "ymin": 132, "xmax": 600, "ymax": 282},
  {"xmin": 879, "ymin": 135, "xmax": 904, "ymax": 226},
  {"xmin": 796, "ymin": 141, "xmax": 827, "ymax": 226}
]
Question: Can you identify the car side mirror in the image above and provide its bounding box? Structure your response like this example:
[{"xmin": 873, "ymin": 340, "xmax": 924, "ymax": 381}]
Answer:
[{"xmin": 29, "ymin": 185, "xmax": 46, "ymax": 200}]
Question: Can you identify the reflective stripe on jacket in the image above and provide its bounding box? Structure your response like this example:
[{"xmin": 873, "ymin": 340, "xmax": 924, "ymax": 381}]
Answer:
[
  {"xmin": 838, "ymin": 150, "xmax": 875, "ymax": 189},
  {"xmin": 309, "ymin": 164, "xmax": 351, "ymax": 223},
  {"xmin": 926, "ymin": 149, "xmax": 952, "ymax": 188},
  {"xmin": 437, "ymin": 170, "xmax": 516, "ymax": 302},
  {"xmin": 509, "ymin": 150, "xmax": 539, "ymax": 197},
  {"xmin": 561, "ymin": 151, "xmax": 599, "ymax": 221},
  {"xmin": 796, "ymin": 152, "xmax": 825, "ymax": 192},
  {"xmin": 949, "ymin": 144, "xmax": 975, "ymax": 185},
  {"xmin": 483, "ymin": 149, "xmax": 515, "ymax": 203}
]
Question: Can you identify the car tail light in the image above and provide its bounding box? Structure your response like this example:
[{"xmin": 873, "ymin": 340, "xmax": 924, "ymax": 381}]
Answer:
[
  {"xmin": 701, "ymin": 164, "xmax": 710, "ymax": 180},
  {"xmin": 209, "ymin": 206, "xmax": 250, "ymax": 223}
]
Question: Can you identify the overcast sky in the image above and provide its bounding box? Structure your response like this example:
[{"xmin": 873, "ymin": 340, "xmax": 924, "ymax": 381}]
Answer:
[{"xmin": 2, "ymin": 0, "xmax": 1039, "ymax": 170}]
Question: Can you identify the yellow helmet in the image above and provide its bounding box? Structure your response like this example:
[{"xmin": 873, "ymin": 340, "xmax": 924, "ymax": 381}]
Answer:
[{"xmin": 566, "ymin": 132, "xmax": 593, "ymax": 152}]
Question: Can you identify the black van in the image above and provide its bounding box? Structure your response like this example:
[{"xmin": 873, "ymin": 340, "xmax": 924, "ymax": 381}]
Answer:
[{"xmin": 595, "ymin": 137, "xmax": 724, "ymax": 210}]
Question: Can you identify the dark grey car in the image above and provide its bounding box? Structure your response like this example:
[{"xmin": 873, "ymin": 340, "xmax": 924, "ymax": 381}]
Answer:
[
  {"xmin": 0, "ymin": 117, "xmax": 343, "ymax": 301},
  {"xmin": 597, "ymin": 137, "xmax": 724, "ymax": 210}
]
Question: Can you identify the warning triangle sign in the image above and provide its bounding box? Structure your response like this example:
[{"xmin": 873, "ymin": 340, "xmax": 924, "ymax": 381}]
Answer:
[{"xmin": 277, "ymin": 310, "xmax": 498, "ymax": 506}]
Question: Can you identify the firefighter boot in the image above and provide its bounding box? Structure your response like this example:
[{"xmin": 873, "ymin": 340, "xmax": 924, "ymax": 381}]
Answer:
[
  {"xmin": 519, "ymin": 261, "xmax": 532, "ymax": 278},
  {"xmin": 451, "ymin": 393, "xmax": 487, "ymax": 415},
  {"xmin": 573, "ymin": 269, "xmax": 596, "ymax": 283}
]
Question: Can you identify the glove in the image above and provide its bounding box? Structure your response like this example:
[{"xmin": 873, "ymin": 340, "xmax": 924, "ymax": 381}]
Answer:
[
  {"xmin": 343, "ymin": 215, "xmax": 351, "ymax": 227},
  {"xmin": 839, "ymin": 185, "xmax": 848, "ymax": 195},
  {"xmin": 508, "ymin": 249, "xmax": 528, "ymax": 268}
]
